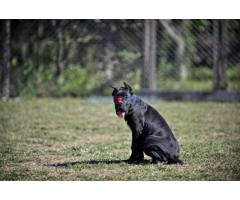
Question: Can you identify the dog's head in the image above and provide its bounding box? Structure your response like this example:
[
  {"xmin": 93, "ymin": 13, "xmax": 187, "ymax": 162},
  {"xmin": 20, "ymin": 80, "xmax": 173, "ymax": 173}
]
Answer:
[{"xmin": 111, "ymin": 82, "xmax": 133, "ymax": 118}]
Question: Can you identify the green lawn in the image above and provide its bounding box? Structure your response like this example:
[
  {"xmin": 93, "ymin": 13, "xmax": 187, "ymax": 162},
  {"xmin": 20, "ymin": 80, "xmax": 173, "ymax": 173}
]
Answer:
[{"xmin": 0, "ymin": 98, "xmax": 239, "ymax": 180}]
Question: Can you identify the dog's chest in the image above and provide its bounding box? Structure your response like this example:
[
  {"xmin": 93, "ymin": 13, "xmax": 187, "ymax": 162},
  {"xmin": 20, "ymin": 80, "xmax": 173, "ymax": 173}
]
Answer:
[{"xmin": 125, "ymin": 114, "xmax": 145, "ymax": 134}]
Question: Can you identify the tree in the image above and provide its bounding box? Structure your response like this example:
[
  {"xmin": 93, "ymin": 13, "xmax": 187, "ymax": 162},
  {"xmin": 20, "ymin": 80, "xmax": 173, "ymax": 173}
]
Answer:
[
  {"xmin": 1, "ymin": 20, "xmax": 11, "ymax": 101},
  {"xmin": 35, "ymin": 20, "xmax": 44, "ymax": 72},
  {"xmin": 52, "ymin": 20, "xmax": 66, "ymax": 77},
  {"xmin": 213, "ymin": 19, "xmax": 228, "ymax": 90}
]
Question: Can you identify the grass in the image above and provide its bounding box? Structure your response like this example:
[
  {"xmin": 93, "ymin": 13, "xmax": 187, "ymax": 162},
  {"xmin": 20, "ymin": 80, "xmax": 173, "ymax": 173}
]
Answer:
[
  {"xmin": 0, "ymin": 98, "xmax": 240, "ymax": 180},
  {"xmin": 157, "ymin": 79, "xmax": 240, "ymax": 91}
]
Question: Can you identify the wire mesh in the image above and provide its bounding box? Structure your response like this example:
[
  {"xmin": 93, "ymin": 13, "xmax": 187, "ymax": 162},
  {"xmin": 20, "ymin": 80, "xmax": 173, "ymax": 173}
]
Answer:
[{"xmin": 1, "ymin": 19, "xmax": 240, "ymax": 97}]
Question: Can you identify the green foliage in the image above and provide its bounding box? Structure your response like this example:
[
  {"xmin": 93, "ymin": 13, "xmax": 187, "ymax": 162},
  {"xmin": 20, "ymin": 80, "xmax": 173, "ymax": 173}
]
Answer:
[
  {"xmin": 227, "ymin": 66, "xmax": 240, "ymax": 90},
  {"xmin": 190, "ymin": 67, "xmax": 213, "ymax": 80},
  {"xmin": 158, "ymin": 57, "xmax": 178, "ymax": 79},
  {"xmin": 18, "ymin": 65, "xmax": 108, "ymax": 97},
  {"xmin": 118, "ymin": 50, "xmax": 141, "ymax": 64},
  {"xmin": 4, "ymin": 19, "xmax": 240, "ymax": 97},
  {"xmin": 20, "ymin": 66, "xmax": 55, "ymax": 97},
  {"xmin": 227, "ymin": 66, "xmax": 240, "ymax": 81},
  {"xmin": 56, "ymin": 65, "xmax": 106, "ymax": 97},
  {"xmin": 57, "ymin": 66, "xmax": 89, "ymax": 96},
  {"xmin": 157, "ymin": 79, "xmax": 213, "ymax": 91},
  {"xmin": 157, "ymin": 65, "xmax": 240, "ymax": 91}
]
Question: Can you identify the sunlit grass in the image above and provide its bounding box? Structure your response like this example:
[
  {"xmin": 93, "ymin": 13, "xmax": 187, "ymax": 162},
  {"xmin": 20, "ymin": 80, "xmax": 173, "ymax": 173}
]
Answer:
[{"xmin": 0, "ymin": 98, "xmax": 239, "ymax": 180}]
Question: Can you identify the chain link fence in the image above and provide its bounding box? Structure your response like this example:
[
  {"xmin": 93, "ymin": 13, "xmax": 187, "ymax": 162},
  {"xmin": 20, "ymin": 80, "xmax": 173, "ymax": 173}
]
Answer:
[
  {"xmin": 153, "ymin": 19, "xmax": 239, "ymax": 92},
  {"xmin": 1, "ymin": 19, "xmax": 240, "ymax": 98}
]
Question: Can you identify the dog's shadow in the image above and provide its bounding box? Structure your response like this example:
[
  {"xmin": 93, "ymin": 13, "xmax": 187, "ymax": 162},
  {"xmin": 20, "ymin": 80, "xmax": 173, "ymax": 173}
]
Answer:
[{"xmin": 48, "ymin": 159, "xmax": 151, "ymax": 167}]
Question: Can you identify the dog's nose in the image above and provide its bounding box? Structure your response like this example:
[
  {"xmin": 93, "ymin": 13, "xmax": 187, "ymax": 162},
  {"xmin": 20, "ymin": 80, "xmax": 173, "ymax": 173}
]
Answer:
[{"xmin": 113, "ymin": 96, "xmax": 123, "ymax": 105}]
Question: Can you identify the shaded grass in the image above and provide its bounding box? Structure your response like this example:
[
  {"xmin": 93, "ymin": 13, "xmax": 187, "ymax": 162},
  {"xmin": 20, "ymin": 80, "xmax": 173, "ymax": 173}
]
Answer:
[{"xmin": 0, "ymin": 98, "xmax": 240, "ymax": 180}]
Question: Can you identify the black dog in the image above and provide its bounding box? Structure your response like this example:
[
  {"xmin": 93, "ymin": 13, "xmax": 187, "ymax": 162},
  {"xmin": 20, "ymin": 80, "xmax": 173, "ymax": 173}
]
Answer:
[{"xmin": 112, "ymin": 82, "xmax": 182, "ymax": 164}]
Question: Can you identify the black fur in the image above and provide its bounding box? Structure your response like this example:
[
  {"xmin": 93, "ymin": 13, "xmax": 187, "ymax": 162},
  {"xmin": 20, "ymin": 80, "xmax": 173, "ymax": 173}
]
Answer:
[{"xmin": 112, "ymin": 82, "xmax": 182, "ymax": 164}]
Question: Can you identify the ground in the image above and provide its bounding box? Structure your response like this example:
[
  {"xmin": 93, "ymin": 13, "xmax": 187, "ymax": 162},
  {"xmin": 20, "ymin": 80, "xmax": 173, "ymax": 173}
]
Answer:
[{"xmin": 0, "ymin": 98, "xmax": 239, "ymax": 180}]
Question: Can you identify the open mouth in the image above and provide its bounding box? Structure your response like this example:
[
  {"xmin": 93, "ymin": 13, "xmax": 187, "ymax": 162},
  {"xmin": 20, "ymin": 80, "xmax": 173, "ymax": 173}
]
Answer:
[
  {"xmin": 116, "ymin": 111, "xmax": 125, "ymax": 118},
  {"xmin": 113, "ymin": 96, "xmax": 125, "ymax": 118}
]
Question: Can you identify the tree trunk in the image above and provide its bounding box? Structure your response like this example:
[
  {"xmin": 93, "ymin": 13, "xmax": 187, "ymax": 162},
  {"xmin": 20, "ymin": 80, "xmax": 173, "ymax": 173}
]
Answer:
[
  {"xmin": 142, "ymin": 19, "xmax": 157, "ymax": 90},
  {"xmin": 179, "ymin": 20, "xmax": 188, "ymax": 80},
  {"xmin": 159, "ymin": 19, "xmax": 188, "ymax": 80},
  {"xmin": 52, "ymin": 20, "xmax": 65, "ymax": 77},
  {"xmin": 57, "ymin": 23, "xmax": 65, "ymax": 75},
  {"xmin": 213, "ymin": 19, "xmax": 228, "ymax": 91},
  {"xmin": 36, "ymin": 20, "xmax": 44, "ymax": 72},
  {"xmin": 104, "ymin": 42, "xmax": 118, "ymax": 79},
  {"xmin": 102, "ymin": 21, "xmax": 118, "ymax": 79},
  {"xmin": 1, "ymin": 20, "xmax": 11, "ymax": 101}
]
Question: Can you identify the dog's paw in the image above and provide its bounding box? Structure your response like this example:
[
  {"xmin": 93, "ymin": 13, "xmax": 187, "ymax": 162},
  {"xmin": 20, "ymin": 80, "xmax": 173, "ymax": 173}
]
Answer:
[
  {"xmin": 127, "ymin": 157, "xmax": 144, "ymax": 164},
  {"xmin": 151, "ymin": 159, "xmax": 158, "ymax": 164}
]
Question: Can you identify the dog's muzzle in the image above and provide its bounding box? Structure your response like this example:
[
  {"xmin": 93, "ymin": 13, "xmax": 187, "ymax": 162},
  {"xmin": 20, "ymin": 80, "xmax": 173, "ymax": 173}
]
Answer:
[{"xmin": 113, "ymin": 96, "xmax": 125, "ymax": 118}]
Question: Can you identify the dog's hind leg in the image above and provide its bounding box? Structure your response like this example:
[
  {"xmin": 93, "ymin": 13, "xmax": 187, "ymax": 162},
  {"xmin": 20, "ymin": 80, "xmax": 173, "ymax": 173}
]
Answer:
[
  {"xmin": 142, "ymin": 134, "xmax": 181, "ymax": 164},
  {"xmin": 144, "ymin": 145, "xmax": 168, "ymax": 164}
]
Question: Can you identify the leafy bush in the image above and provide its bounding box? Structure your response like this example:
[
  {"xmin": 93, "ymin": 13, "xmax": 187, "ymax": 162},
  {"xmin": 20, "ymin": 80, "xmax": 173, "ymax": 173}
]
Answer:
[
  {"xmin": 157, "ymin": 66, "xmax": 240, "ymax": 91},
  {"xmin": 190, "ymin": 67, "xmax": 213, "ymax": 80},
  {"xmin": 18, "ymin": 65, "xmax": 107, "ymax": 97},
  {"xmin": 56, "ymin": 66, "xmax": 89, "ymax": 96},
  {"xmin": 158, "ymin": 58, "xmax": 178, "ymax": 79},
  {"xmin": 227, "ymin": 66, "xmax": 240, "ymax": 81},
  {"xmin": 56, "ymin": 65, "xmax": 107, "ymax": 97},
  {"xmin": 118, "ymin": 50, "xmax": 141, "ymax": 64}
]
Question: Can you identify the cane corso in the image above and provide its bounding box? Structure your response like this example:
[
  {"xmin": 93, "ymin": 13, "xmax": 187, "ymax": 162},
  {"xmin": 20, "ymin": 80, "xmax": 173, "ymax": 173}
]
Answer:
[{"xmin": 112, "ymin": 82, "xmax": 182, "ymax": 164}]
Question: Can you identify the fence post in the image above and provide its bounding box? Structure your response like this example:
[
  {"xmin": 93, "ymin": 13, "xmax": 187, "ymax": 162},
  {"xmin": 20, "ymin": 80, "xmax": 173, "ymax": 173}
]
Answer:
[
  {"xmin": 142, "ymin": 19, "xmax": 157, "ymax": 91},
  {"xmin": 213, "ymin": 19, "xmax": 228, "ymax": 91}
]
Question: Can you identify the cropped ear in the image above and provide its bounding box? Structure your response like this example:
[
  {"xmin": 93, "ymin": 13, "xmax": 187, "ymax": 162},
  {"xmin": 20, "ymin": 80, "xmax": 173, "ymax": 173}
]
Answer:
[
  {"xmin": 123, "ymin": 82, "xmax": 133, "ymax": 95},
  {"xmin": 111, "ymin": 86, "xmax": 118, "ymax": 96}
]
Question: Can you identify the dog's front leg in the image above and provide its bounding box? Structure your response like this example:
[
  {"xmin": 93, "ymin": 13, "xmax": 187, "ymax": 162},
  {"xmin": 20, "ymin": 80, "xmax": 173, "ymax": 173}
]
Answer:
[{"xmin": 128, "ymin": 130, "xmax": 144, "ymax": 163}]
